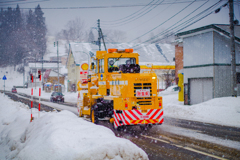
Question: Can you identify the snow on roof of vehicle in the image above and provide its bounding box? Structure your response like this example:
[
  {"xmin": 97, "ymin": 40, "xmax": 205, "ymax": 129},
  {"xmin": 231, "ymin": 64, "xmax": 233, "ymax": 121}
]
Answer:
[{"xmin": 69, "ymin": 42, "xmax": 175, "ymax": 65}]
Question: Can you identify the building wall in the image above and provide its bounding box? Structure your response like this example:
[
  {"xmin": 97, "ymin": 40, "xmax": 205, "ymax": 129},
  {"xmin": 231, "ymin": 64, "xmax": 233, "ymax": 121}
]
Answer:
[
  {"xmin": 61, "ymin": 56, "xmax": 68, "ymax": 66},
  {"xmin": 46, "ymin": 76, "xmax": 65, "ymax": 85},
  {"xmin": 213, "ymin": 31, "xmax": 240, "ymax": 97},
  {"xmin": 175, "ymin": 44, "xmax": 183, "ymax": 84},
  {"xmin": 67, "ymin": 52, "xmax": 80, "ymax": 92},
  {"xmin": 214, "ymin": 66, "xmax": 232, "ymax": 97},
  {"xmin": 182, "ymin": 29, "xmax": 240, "ymax": 104},
  {"xmin": 189, "ymin": 78, "xmax": 213, "ymax": 105},
  {"xmin": 183, "ymin": 66, "xmax": 214, "ymax": 83},
  {"xmin": 183, "ymin": 32, "xmax": 213, "ymax": 67}
]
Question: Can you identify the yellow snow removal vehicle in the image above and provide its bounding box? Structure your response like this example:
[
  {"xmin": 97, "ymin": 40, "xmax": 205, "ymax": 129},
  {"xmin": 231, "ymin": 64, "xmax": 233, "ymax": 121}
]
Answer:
[{"xmin": 77, "ymin": 48, "xmax": 163, "ymax": 130}]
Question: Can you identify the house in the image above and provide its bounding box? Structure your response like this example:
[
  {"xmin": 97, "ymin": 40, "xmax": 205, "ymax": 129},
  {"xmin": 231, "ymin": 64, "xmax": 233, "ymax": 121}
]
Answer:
[
  {"xmin": 66, "ymin": 42, "xmax": 175, "ymax": 92},
  {"xmin": 175, "ymin": 24, "xmax": 240, "ymax": 105},
  {"xmin": 43, "ymin": 69, "xmax": 65, "ymax": 89},
  {"xmin": 27, "ymin": 61, "xmax": 63, "ymax": 88}
]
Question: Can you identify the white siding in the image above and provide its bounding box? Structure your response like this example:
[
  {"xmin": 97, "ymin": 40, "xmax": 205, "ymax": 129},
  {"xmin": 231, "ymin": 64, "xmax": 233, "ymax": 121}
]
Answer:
[
  {"xmin": 190, "ymin": 78, "xmax": 213, "ymax": 105},
  {"xmin": 214, "ymin": 32, "xmax": 231, "ymax": 63},
  {"xmin": 183, "ymin": 66, "xmax": 213, "ymax": 83},
  {"xmin": 214, "ymin": 31, "xmax": 240, "ymax": 64},
  {"xmin": 183, "ymin": 32, "xmax": 213, "ymax": 67}
]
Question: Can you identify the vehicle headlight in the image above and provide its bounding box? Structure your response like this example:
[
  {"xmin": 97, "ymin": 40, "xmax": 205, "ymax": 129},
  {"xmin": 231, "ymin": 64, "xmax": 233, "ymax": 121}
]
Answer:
[{"xmin": 152, "ymin": 77, "xmax": 156, "ymax": 79}]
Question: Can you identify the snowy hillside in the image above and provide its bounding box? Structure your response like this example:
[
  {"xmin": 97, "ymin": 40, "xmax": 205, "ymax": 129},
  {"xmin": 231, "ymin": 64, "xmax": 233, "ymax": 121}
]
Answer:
[{"xmin": 70, "ymin": 42, "xmax": 175, "ymax": 64}]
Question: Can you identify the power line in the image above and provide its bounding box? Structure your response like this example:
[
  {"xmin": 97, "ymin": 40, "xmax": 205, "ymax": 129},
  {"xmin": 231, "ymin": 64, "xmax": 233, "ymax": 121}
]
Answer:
[
  {"xmin": 149, "ymin": 0, "xmax": 224, "ymax": 44},
  {"xmin": 0, "ymin": 0, "xmax": 212, "ymax": 10},
  {"xmin": 128, "ymin": 0, "xmax": 197, "ymax": 43},
  {"xmin": 0, "ymin": 0, "xmax": 50, "ymax": 7},
  {"xmin": 0, "ymin": 0, "xmax": 26, "ymax": 4},
  {"xmin": 131, "ymin": 0, "xmax": 225, "ymax": 49},
  {"xmin": 102, "ymin": 0, "xmax": 164, "ymax": 27},
  {"xmin": 125, "ymin": 1, "xmax": 175, "ymax": 33},
  {"xmin": 102, "ymin": 0, "xmax": 155, "ymax": 23}
]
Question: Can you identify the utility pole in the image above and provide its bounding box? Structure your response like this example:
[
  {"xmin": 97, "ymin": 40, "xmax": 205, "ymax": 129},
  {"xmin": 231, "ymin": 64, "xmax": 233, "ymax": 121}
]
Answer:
[
  {"xmin": 97, "ymin": 19, "xmax": 101, "ymax": 51},
  {"xmin": 35, "ymin": 53, "xmax": 37, "ymax": 89},
  {"xmin": 57, "ymin": 41, "xmax": 60, "ymax": 92},
  {"xmin": 229, "ymin": 0, "xmax": 237, "ymax": 97},
  {"xmin": 42, "ymin": 48, "xmax": 44, "ymax": 91}
]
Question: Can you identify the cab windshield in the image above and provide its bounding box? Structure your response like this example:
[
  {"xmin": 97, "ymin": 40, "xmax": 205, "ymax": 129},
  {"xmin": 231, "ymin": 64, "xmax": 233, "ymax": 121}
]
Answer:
[{"xmin": 108, "ymin": 58, "xmax": 136, "ymax": 72}]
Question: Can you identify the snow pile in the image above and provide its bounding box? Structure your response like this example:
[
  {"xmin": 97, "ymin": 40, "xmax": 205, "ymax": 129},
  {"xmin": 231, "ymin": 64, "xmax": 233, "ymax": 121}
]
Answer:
[
  {"xmin": 163, "ymin": 94, "xmax": 240, "ymax": 127},
  {"xmin": 0, "ymin": 93, "xmax": 148, "ymax": 160},
  {"xmin": 17, "ymin": 88, "xmax": 78, "ymax": 103}
]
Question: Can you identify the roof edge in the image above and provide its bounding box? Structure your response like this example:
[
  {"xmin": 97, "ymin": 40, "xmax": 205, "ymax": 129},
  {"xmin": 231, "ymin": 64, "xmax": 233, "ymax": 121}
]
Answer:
[{"xmin": 176, "ymin": 24, "xmax": 240, "ymax": 42}]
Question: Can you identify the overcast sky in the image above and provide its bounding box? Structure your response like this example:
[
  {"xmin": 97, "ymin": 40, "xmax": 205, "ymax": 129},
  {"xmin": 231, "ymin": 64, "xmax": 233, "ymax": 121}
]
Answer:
[{"xmin": 2, "ymin": 0, "xmax": 237, "ymax": 42}]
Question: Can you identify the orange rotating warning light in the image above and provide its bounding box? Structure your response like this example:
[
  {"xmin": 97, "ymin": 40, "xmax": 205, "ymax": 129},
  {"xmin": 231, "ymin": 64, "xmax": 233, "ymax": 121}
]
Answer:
[{"xmin": 108, "ymin": 48, "xmax": 118, "ymax": 53}]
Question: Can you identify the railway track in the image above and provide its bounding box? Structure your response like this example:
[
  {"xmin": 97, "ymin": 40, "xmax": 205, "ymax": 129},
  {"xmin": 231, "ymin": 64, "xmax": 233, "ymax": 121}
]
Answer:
[{"xmin": 2, "ymin": 91, "xmax": 240, "ymax": 160}]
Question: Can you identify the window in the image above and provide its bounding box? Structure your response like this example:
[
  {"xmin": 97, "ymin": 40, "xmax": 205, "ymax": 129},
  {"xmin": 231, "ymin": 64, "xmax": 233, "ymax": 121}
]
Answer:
[
  {"xmin": 108, "ymin": 58, "xmax": 136, "ymax": 69},
  {"xmin": 237, "ymin": 72, "xmax": 240, "ymax": 84},
  {"xmin": 99, "ymin": 59, "xmax": 104, "ymax": 73}
]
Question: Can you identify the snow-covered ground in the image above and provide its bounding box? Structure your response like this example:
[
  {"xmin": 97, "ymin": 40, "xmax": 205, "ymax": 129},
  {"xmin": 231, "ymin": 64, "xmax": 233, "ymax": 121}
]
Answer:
[
  {"xmin": 0, "ymin": 93, "xmax": 148, "ymax": 160},
  {"xmin": 162, "ymin": 94, "xmax": 240, "ymax": 128},
  {"xmin": 17, "ymin": 87, "xmax": 78, "ymax": 104}
]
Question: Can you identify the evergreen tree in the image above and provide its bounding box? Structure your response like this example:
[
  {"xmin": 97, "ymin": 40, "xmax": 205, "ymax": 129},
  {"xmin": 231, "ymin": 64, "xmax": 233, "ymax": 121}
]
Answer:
[
  {"xmin": 0, "ymin": 4, "xmax": 47, "ymax": 67},
  {"xmin": 34, "ymin": 4, "xmax": 46, "ymax": 58}
]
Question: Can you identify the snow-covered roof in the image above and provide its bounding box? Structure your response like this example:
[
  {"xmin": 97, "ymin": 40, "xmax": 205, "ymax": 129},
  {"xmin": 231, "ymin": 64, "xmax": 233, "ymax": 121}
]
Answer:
[{"xmin": 69, "ymin": 42, "xmax": 175, "ymax": 65}]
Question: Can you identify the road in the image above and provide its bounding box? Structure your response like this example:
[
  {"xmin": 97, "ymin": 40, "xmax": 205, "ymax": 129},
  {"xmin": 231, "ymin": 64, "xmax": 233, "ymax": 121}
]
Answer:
[{"xmin": 2, "ymin": 91, "xmax": 240, "ymax": 160}]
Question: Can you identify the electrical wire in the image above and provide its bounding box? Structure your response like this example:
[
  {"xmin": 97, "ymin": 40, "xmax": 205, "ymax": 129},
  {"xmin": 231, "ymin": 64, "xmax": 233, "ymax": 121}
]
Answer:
[
  {"xmin": 102, "ymin": 0, "xmax": 161, "ymax": 26},
  {"xmin": 145, "ymin": 0, "xmax": 220, "ymax": 44},
  {"xmin": 0, "ymin": 0, "xmax": 211, "ymax": 9},
  {"xmin": 125, "ymin": 1, "xmax": 175, "ymax": 33},
  {"xmin": 102, "ymin": 0, "xmax": 155, "ymax": 23},
  {"xmin": 102, "ymin": 0, "xmax": 164, "ymax": 27},
  {"xmin": 128, "ymin": 0, "xmax": 197, "ymax": 43},
  {"xmin": 132, "ymin": 0, "xmax": 225, "ymax": 49},
  {"xmin": 0, "ymin": 0, "xmax": 50, "ymax": 6}
]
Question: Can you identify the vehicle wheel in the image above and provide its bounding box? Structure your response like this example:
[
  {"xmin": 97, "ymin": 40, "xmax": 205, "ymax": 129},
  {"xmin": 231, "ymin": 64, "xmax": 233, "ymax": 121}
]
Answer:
[
  {"xmin": 90, "ymin": 109, "xmax": 98, "ymax": 124},
  {"xmin": 112, "ymin": 123, "xmax": 124, "ymax": 131}
]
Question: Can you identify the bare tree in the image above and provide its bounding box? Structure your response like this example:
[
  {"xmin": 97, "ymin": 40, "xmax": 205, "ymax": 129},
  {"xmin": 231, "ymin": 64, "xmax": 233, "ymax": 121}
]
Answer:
[
  {"xmin": 56, "ymin": 17, "xmax": 85, "ymax": 42},
  {"xmin": 66, "ymin": 17, "xmax": 85, "ymax": 41},
  {"xmin": 104, "ymin": 29, "xmax": 126, "ymax": 43}
]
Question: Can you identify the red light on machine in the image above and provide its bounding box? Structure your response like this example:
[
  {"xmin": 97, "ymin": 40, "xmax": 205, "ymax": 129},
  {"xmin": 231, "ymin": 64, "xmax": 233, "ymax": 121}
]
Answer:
[
  {"xmin": 125, "ymin": 102, "xmax": 128, "ymax": 109},
  {"xmin": 125, "ymin": 48, "xmax": 133, "ymax": 53},
  {"xmin": 159, "ymin": 102, "xmax": 162, "ymax": 107},
  {"xmin": 108, "ymin": 48, "xmax": 118, "ymax": 53}
]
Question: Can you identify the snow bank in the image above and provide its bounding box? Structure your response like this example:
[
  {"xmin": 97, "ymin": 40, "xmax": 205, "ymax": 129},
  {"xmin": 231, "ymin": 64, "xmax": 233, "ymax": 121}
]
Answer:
[
  {"xmin": 163, "ymin": 94, "xmax": 240, "ymax": 127},
  {"xmin": 0, "ymin": 93, "xmax": 148, "ymax": 160},
  {"xmin": 17, "ymin": 88, "xmax": 78, "ymax": 103}
]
